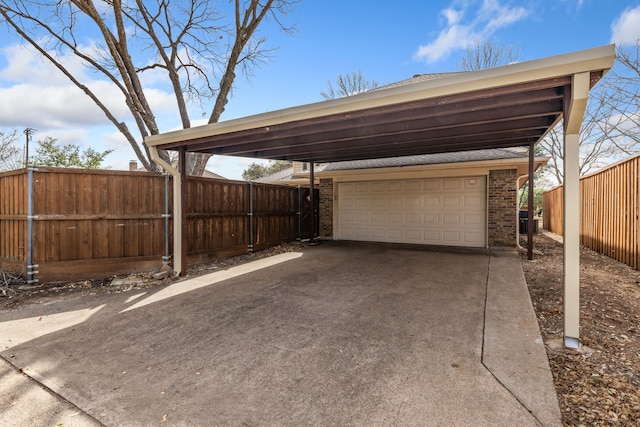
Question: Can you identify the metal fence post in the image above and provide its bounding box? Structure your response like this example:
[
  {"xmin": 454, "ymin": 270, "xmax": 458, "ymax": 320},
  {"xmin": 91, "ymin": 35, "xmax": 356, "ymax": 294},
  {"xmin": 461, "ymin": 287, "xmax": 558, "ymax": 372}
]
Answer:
[
  {"xmin": 248, "ymin": 181, "xmax": 254, "ymax": 253},
  {"xmin": 162, "ymin": 172, "xmax": 171, "ymax": 266},
  {"xmin": 297, "ymin": 185, "xmax": 301, "ymax": 241},
  {"xmin": 27, "ymin": 166, "xmax": 39, "ymax": 285}
]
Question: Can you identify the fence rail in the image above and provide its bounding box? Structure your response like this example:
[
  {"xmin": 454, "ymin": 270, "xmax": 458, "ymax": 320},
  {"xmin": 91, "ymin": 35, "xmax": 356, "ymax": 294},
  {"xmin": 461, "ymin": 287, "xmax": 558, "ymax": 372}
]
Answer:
[
  {"xmin": 543, "ymin": 154, "xmax": 640, "ymax": 269},
  {"xmin": 1, "ymin": 167, "xmax": 315, "ymax": 282}
]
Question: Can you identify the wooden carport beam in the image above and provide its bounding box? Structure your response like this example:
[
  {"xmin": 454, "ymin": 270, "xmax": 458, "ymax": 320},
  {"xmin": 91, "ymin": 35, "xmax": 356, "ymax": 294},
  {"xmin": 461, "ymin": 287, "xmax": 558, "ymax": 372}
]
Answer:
[{"xmin": 563, "ymin": 72, "xmax": 590, "ymax": 348}]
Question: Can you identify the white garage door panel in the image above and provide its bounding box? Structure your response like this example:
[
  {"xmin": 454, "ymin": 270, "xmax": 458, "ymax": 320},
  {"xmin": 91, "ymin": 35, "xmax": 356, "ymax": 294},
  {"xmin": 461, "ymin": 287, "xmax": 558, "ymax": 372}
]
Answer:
[{"xmin": 337, "ymin": 177, "xmax": 486, "ymax": 248}]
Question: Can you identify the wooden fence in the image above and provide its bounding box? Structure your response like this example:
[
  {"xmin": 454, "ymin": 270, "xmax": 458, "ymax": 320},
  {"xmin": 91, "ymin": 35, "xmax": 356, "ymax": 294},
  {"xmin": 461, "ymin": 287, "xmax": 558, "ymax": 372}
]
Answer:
[
  {"xmin": 0, "ymin": 167, "xmax": 315, "ymax": 282},
  {"xmin": 543, "ymin": 154, "xmax": 640, "ymax": 269}
]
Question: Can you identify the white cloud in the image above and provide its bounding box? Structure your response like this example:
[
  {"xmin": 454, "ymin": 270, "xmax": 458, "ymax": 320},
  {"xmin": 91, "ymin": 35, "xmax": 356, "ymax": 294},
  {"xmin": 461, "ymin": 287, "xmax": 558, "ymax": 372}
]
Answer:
[
  {"xmin": 558, "ymin": 0, "xmax": 586, "ymax": 12},
  {"xmin": 0, "ymin": 43, "xmax": 179, "ymax": 131},
  {"xmin": 413, "ymin": 0, "xmax": 530, "ymax": 64},
  {"xmin": 0, "ymin": 81, "xmax": 132, "ymax": 128},
  {"xmin": 442, "ymin": 7, "xmax": 464, "ymax": 26},
  {"xmin": 611, "ymin": 6, "xmax": 640, "ymax": 46},
  {"xmin": 0, "ymin": 44, "xmax": 92, "ymax": 86},
  {"xmin": 143, "ymin": 88, "xmax": 179, "ymax": 116},
  {"xmin": 206, "ymin": 155, "xmax": 267, "ymax": 180},
  {"xmin": 479, "ymin": 0, "xmax": 529, "ymax": 33},
  {"xmin": 43, "ymin": 128, "xmax": 89, "ymax": 146},
  {"xmin": 0, "ymin": 84, "xmax": 104, "ymax": 128}
]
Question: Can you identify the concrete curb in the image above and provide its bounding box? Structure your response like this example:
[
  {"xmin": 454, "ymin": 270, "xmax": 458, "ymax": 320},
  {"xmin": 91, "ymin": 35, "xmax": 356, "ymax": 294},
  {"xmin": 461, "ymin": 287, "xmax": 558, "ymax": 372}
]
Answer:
[{"xmin": 483, "ymin": 249, "xmax": 562, "ymax": 427}]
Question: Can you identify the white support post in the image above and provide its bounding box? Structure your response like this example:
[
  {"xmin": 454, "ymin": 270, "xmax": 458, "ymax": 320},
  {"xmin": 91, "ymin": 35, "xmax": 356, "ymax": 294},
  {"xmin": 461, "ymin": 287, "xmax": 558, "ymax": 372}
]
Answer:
[
  {"xmin": 563, "ymin": 72, "xmax": 590, "ymax": 349},
  {"xmin": 148, "ymin": 146, "xmax": 183, "ymax": 276},
  {"xmin": 563, "ymin": 132, "xmax": 580, "ymax": 348}
]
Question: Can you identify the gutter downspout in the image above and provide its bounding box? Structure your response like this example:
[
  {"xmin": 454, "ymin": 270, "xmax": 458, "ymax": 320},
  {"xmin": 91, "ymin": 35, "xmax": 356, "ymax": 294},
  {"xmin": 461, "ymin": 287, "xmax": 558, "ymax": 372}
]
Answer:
[{"xmin": 149, "ymin": 145, "xmax": 183, "ymax": 276}]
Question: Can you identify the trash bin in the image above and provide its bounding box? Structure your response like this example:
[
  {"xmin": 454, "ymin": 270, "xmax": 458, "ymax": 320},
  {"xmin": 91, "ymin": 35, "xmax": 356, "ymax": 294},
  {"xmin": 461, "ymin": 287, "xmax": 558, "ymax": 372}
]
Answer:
[{"xmin": 519, "ymin": 211, "xmax": 538, "ymax": 234}]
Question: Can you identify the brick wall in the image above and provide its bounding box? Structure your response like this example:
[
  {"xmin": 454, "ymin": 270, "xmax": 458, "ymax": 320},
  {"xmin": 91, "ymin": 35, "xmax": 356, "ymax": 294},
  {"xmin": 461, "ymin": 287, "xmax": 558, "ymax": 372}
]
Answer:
[
  {"xmin": 319, "ymin": 178, "xmax": 333, "ymax": 237},
  {"xmin": 488, "ymin": 169, "xmax": 518, "ymax": 247}
]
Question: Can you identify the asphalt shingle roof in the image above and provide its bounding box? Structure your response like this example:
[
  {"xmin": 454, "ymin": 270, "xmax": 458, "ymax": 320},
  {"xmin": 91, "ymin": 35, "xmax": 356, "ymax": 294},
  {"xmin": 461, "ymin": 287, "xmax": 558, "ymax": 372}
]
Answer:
[
  {"xmin": 254, "ymin": 167, "xmax": 294, "ymax": 183},
  {"xmin": 372, "ymin": 72, "xmax": 465, "ymax": 91},
  {"xmin": 322, "ymin": 148, "xmax": 528, "ymax": 172},
  {"xmin": 255, "ymin": 148, "xmax": 530, "ymax": 182}
]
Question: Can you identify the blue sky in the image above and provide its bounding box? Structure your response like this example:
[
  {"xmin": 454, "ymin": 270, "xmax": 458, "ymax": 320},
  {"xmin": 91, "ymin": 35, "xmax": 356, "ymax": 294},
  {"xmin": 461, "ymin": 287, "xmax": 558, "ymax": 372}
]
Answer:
[{"xmin": 1, "ymin": 0, "xmax": 640, "ymax": 179}]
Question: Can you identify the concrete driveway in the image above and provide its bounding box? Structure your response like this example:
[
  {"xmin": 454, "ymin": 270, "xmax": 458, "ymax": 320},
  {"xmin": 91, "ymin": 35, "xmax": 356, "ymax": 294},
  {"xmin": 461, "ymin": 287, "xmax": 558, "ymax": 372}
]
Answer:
[{"xmin": 0, "ymin": 243, "xmax": 561, "ymax": 426}]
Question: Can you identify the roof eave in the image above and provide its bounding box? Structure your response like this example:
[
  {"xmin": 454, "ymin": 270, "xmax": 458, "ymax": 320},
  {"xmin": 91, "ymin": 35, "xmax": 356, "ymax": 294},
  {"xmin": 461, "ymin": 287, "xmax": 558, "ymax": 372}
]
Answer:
[
  {"xmin": 314, "ymin": 156, "xmax": 550, "ymax": 178},
  {"xmin": 146, "ymin": 45, "xmax": 615, "ymax": 148}
]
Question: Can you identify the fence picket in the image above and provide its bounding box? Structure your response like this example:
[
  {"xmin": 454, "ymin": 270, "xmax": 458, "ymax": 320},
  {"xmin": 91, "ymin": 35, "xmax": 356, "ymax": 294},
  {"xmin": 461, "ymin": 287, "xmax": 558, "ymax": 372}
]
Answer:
[
  {"xmin": 0, "ymin": 167, "xmax": 306, "ymax": 282},
  {"xmin": 544, "ymin": 154, "xmax": 640, "ymax": 270}
]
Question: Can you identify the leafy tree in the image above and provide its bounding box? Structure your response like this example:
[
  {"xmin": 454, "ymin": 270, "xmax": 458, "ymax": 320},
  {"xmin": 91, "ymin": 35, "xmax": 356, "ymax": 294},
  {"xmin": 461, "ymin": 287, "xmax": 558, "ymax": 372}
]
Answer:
[
  {"xmin": 518, "ymin": 145, "xmax": 552, "ymax": 212},
  {"xmin": 321, "ymin": 71, "xmax": 379, "ymax": 100},
  {"xmin": 242, "ymin": 160, "xmax": 291, "ymax": 181},
  {"xmin": 31, "ymin": 137, "xmax": 112, "ymax": 169},
  {"xmin": 457, "ymin": 39, "xmax": 520, "ymax": 71},
  {"xmin": 0, "ymin": 0, "xmax": 295, "ymax": 175},
  {"xmin": 519, "ymin": 185, "xmax": 545, "ymax": 213}
]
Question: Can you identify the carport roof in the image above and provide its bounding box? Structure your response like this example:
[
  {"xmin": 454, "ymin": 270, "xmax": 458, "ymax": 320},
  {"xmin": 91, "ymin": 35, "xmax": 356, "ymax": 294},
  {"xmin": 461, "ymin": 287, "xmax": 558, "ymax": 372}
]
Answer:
[{"xmin": 146, "ymin": 45, "xmax": 615, "ymax": 164}]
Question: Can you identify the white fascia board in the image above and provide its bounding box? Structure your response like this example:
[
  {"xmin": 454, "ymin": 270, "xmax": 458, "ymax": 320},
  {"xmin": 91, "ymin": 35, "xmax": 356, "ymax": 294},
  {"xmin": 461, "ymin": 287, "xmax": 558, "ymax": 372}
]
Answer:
[
  {"xmin": 146, "ymin": 45, "xmax": 615, "ymax": 148},
  {"xmin": 317, "ymin": 157, "xmax": 549, "ymax": 182},
  {"xmin": 565, "ymin": 72, "xmax": 591, "ymax": 134}
]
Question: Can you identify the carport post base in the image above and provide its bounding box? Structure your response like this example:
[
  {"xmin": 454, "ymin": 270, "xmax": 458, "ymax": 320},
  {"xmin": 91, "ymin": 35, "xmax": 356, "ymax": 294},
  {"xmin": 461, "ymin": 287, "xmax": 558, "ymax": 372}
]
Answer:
[{"xmin": 565, "ymin": 336, "xmax": 579, "ymax": 349}]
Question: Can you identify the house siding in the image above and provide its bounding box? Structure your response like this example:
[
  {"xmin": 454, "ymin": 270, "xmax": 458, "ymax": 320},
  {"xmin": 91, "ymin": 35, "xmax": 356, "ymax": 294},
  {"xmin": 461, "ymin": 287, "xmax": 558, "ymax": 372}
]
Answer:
[
  {"xmin": 488, "ymin": 168, "xmax": 518, "ymax": 247},
  {"xmin": 319, "ymin": 178, "xmax": 333, "ymax": 238}
]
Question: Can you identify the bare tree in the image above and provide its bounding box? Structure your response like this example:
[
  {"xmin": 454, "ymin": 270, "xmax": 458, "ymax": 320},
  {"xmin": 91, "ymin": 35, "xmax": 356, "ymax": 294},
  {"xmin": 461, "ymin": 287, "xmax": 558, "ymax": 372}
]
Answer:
[
  {"xmin": 0, "ymin": 130, "xmax": 21, "ymax": 171},
  {"xmin": 0, "ymin": 0, "xmax": 295, "ymax": 175},
  {"xmin": 457, "ymin": 39, "xmax": 520, "ymax": 71},
  {"xmin": 539, "ymin": 41, "xmax": 640, "ymax": 184},
  {"xmin": 598, "ymin": 41, "xmax": 640, "ymax": 151},
  {"xmin": 538, "ymin": 120, "xmax": 623, "ymax": 185},
  {"xmin": 457, "ymin": 39, "xmax": 640, "ymax": 184},
  {"xmin": 321, "ymin": 70, "xmax": 379, "ymax": 100}
]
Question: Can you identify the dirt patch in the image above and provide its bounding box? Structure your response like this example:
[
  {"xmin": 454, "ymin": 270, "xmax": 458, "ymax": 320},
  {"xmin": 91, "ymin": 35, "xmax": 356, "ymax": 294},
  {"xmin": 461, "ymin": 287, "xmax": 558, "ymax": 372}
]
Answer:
[
  {"xmin": 0, "ymin": 242, "xmax": 300, "ymax": 311},
  {"xmin": 520, "ymin": 233, "xmax": 640, "ymax": 426}
]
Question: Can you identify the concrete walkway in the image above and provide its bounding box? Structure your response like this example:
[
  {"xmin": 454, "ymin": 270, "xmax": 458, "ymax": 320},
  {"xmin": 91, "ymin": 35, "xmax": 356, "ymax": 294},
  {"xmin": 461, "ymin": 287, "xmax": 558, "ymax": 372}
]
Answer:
[{"xmin": 0, "ymin": 243, "xmax": 561, "ymax": 426}]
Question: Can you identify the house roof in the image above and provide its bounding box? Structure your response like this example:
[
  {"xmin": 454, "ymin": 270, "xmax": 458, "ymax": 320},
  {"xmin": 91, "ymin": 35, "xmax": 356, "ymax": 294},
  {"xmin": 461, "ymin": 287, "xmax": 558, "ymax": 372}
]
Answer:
[
  {"xmin": 200, "ymin": 170, "xmax": 227, "ymax": 180},
  {"xmin": 257, "ymin": 148, "xmax": 546, "ymax": 184},
  {"xmin": 254, "ymin": 166, "xmax": 298, "ymax": 183},
  {"xmin": 372, "ymin": 72, "xmax": 464, "ymax": 91},
  {"xmin": 132, "ymin": 163, "xmax": 226, "ymax": 179},
  {"xmin": 146, "ymin": 45, "xmax": 614, "ymax": 165},
  {"xmin": 322, "ymin": 147, "xmax": 530, "ymax": 171}
]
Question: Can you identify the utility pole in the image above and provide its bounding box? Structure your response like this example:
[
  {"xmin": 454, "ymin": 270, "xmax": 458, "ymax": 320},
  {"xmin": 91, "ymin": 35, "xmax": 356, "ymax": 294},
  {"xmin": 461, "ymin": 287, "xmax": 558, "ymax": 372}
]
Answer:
[{"xmin": 24, "ymin": 128, "xmax": 36, "ymax": 166}]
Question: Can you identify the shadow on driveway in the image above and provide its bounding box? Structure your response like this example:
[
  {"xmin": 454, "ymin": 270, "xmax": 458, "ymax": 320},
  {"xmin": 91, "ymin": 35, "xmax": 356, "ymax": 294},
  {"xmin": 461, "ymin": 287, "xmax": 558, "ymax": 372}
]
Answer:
[{"xmin": 0, "ymin": 243, "xmax": 561, "ymax": 426}]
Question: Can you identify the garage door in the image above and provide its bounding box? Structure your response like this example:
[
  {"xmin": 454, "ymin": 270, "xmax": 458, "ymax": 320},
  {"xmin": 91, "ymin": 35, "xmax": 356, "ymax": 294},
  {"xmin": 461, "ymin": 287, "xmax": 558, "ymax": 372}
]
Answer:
[{"xmin": 337, "ymin": 177, "xmax": 486, "ymax": 248}]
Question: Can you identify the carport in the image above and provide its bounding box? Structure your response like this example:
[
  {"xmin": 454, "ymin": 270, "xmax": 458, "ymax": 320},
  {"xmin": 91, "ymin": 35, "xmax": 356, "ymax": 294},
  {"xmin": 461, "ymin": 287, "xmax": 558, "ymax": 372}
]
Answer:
[{"xmin": 146, "ymin": 45, "xmax": 615, "ymax": 348}]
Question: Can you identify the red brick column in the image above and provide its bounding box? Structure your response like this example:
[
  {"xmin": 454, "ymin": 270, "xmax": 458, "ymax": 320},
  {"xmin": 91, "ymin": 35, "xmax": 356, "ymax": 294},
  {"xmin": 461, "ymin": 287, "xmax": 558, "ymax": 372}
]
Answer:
[
  {"xmin": 319, "ymin": 178, "xmax": 333, "ymax": 238},
  {"xmin": 488, "ymin": 169, "xmax": 518, "ymax": 247}
]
